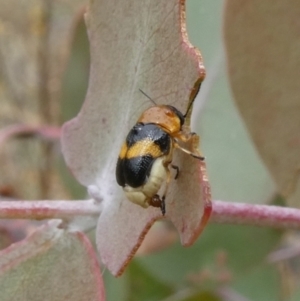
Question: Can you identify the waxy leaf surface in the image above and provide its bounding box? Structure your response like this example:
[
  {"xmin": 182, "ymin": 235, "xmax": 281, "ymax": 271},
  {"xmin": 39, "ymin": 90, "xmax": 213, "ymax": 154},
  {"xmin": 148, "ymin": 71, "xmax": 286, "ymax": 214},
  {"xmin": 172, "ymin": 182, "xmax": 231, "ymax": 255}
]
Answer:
[
  {"xmin": 0, "ymin": 222, "xmax": 105, "ymax": 301},
  {"xmin": 62, "ymin": 0, "xmax": 211, "ymax": 276}
]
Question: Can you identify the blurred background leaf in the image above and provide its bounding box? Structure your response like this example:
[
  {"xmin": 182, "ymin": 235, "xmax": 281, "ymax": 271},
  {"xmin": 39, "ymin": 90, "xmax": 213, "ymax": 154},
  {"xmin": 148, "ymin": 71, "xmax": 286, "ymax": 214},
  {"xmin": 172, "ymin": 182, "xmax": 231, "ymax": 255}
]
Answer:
[
  {"xmin": 224, "ymin": 0, "xmax": 300, "ymax": 208},
  {"xmin": 0, "ymin": 0, "xmax": 86, "ymax": 200}
]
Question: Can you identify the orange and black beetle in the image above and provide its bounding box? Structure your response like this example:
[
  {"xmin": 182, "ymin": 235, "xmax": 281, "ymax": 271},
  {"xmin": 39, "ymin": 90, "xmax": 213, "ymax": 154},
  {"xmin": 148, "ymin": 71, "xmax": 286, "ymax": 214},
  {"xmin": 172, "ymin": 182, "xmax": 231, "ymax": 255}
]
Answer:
[{"xmin": 116, "ymin": 91, "xmax": 204, "ymax": 215}]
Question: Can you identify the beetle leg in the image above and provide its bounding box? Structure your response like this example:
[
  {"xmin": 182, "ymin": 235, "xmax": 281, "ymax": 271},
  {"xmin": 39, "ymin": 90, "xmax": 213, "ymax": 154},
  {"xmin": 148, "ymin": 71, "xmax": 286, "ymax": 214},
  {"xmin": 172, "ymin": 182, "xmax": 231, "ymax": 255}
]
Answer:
[
  {"xmin": 173, "ymin": 141, "xmax": 205, "ymax": 160},
  {"xmin": 160, "ymin": 163, "xmax": 173, "ymax": 214},
  {"xmin": 149, "ymin": 161, "xmax": 172, "ymax": 215},
  {"xmin": 149, "ymin": 194, "xmax": 165, "ymax": 215},
  {"xmin": 171, "ymin": 164, "xmax": 179, "ymax": 179},
  {"xmin": 161, "ymin": 195, "xmax": 166, "ymax": 215}
]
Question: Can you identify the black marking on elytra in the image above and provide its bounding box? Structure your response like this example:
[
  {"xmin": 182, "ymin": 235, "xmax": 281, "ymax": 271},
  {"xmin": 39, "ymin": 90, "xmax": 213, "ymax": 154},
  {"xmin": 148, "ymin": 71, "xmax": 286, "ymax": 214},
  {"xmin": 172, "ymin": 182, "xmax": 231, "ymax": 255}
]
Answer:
[
  {"xmin": 126, "ymin": 123, "xmax": 170, "ymax": 154},
  {"xmin": 116, "ymin": 123, "xmax": 172, "ymax": 188}
]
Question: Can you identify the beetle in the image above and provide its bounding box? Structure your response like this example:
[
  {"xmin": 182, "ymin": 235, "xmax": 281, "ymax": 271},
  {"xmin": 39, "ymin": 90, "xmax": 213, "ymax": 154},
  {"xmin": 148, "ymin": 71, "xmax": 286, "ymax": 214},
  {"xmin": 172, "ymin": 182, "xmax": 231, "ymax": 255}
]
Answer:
[{"xmin": 115, "ymin": 90, "xmax": 204, "ymax": 215}]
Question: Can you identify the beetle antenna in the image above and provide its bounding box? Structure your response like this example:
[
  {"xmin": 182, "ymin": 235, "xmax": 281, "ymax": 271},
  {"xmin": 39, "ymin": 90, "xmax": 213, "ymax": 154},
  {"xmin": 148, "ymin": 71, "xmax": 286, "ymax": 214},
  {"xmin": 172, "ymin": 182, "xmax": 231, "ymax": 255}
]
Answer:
[
  {"xmin": 139, "ymin": 89, "xmax": 157, "ymax": 106},
  {"xmin": 183, "ymin": 83, "xmax": 202, "ymax": 118},
  {"xmin": 183, "ymin": 99, "xmax": 194, "ymax": 118}
]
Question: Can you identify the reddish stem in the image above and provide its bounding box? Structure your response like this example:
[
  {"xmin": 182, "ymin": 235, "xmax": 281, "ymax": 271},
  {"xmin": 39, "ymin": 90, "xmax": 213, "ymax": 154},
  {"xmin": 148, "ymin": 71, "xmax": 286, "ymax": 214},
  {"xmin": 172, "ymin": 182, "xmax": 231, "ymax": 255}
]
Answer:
[
  {"xmin": 211, "ymin": 200, "xmax": 300, "ymax": 229},
  {"xmin": 0, "ymin": 200, "xmax": 299, "ymax": 230},
  {"xmin": 0, "ymin": 200, "xmax": 100, "ymax": 220},
  {"xmin": 0, "ymin": 124, "xmax": 61, "ymax": 145}
]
